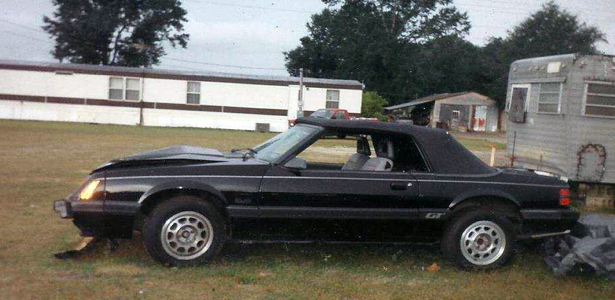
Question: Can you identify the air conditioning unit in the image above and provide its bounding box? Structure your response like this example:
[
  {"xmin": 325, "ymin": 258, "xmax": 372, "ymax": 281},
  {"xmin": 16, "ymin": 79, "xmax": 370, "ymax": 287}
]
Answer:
[{"xmin": 255, "ymin": 123, "xmax": 270, "ymax": 133}]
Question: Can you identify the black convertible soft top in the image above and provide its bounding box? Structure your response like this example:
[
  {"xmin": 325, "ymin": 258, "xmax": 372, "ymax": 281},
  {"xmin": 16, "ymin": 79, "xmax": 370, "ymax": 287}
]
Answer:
[{"xmin": 296, "ymin": 118, "xmax": 496, "ymax": 175}]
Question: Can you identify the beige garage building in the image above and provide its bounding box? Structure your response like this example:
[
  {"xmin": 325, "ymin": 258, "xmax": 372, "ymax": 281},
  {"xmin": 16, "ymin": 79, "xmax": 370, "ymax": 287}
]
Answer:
[{"xmin": 385, "ymin": 92, "xmax": 500, "ymax": 132}]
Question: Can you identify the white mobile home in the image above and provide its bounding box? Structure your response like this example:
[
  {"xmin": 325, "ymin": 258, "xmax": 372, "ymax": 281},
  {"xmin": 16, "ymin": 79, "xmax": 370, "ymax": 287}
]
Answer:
[{"xmin": 0, "ymin": 60, "xmax": 363, "ymax": 132}]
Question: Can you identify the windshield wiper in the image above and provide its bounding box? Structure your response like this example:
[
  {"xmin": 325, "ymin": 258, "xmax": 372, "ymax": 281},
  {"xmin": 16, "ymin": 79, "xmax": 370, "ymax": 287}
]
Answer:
[
  {"xmin": 231, "ymin": 147, "xmax": 257, "ymax": 154},
  {"xmin": 230, "ymin": 148, "xmax": 258, "ymax": 161}
]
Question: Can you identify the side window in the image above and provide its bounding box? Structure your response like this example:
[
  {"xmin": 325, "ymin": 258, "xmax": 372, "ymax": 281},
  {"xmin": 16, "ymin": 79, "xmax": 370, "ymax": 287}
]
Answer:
[
  {"xmin": 334, "ymin": 111, "xmax": 345, "ymax": 119},
  {"xmin": 187, "ymin": 82, "xmax": 201, "ymax": 104},
  {"xmin": 125, "ymin": 78, "xmax": 141, "ymax": 101},
  {"xmin": 294, "ymin": 133, "xmax": 428, "ymax": 173},
  {"xmin": 537, "ymin": 82, "xmax": 562, "ymax": 114},
  {"xmin": 109, "ymin": 77, "xmax": 124, "ymax": 100},
  {"xmin": 508, "ymin": 84, "xmax": 531, "ymax": 123},
  {"xmin": 388, "ymin": 137, "xmax": 429, "ymax": 173},
  {"xmin": 108, "ymin": 77, "xmax": 140, "ymax": 101},
  {"xmin": 583, "ymin": 82, "xmax": 615, "ymax": 118},
  {"xmin": 296, "ymin": 134, "xmax": 357, "ymax": 165},
  {"xmin": 326, "ymin": 90, "xmax": 340, "ymax": 108}
]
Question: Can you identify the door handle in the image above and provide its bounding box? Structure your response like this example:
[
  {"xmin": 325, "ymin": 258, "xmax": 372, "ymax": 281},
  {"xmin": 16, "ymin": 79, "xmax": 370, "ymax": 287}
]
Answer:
[{"xmin": 390, "ymin": 182, "xmax": 410, "ymax": 190}]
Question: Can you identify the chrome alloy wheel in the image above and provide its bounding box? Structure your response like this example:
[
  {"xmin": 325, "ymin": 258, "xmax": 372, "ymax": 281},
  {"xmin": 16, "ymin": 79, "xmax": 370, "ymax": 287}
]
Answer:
[
  {"xmin": 460, "ymin": 220, "xmax": 506, "ymax": 265},
  {"xmin": 161, "ymin": 211, "xmax": 214, "ymax": 260}
]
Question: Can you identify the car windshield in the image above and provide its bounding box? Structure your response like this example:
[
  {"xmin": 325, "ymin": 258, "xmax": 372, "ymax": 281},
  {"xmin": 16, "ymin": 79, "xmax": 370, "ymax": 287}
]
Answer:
[
  {"xmin": 310, "ymin": 109, "xmax": 334, "ymax": 119},
  {"xmin": 253, "ymin": 125, "xmax": 320, "ymax": 162}
]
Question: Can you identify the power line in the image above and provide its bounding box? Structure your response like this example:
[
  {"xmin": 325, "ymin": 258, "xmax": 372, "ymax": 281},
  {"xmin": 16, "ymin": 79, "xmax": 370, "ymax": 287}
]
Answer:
[
  {"xmin": 463, "ymin": 0, "xmax": 614, "ymax": 15},
  {"xmin": 471, "ymin": 25, "xmax": 512, "ymax": 30},
  {"xmin": 0, "ymin": 19, "xmax": 47, "ymax": 35},
  {"xmin": 0, "ymin": 30, "xmax": 52, "ymax": 44},
  {"xmin": 187, "ymin": 1, "xmax": 614, "ymax": 22},
  {"xmin": 184, "ymin": 1, "xmax": 612, "ymax": 29},
  {"xmin": 161, "ymin": 57, "xmax": 287, "ymax": 70},
  {"xmin": 455, "ymin": 2, "xmax": 615, "ymax": 22},
  {"xmin": 457, "ymin": 2, "xmax": 613, "ymax": 15},
  {"xmin": 185, "ymin": 0, "xmax": 312, "ymax": 14},
  {"xmin": 157, "ymin": 63, "xmax": 211, "ymax": 72}
]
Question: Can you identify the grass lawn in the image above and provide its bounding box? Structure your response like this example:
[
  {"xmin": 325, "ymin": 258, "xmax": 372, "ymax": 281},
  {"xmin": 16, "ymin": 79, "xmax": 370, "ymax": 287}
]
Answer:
[{"xmin": 0, "ymin": 119, "xmax": 613, "ymax": 300}]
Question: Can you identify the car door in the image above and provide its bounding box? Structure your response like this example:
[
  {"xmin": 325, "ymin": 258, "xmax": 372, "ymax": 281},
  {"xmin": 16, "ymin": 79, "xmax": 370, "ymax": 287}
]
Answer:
[{"xmin": 258, "ymin": 164, "xmax": 420, "ymax": 220}]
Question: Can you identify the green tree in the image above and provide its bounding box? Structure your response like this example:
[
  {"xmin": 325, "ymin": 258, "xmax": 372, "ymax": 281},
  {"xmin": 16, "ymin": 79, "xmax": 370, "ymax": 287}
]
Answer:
[
  {"xmin": 415, "ymin": 35, "xmax": 483, "ymax": 95},
  {"xmin": 43, "ymin": 0, "xmax": 189, "ymax": 67},
  {"xmin": 479, "ymin": 1, "xmax": 606, "ymax": 107},
  {"xmin": 285, "ymin": 0, "xmax": 470, "ymax": 104},
  {"xmin": 506, "ymin": 1, "xmax": 605, "ymax": 58},
  {"xmin": 361, "ymin": 91, "xmax": 388, "ymax": 120}
]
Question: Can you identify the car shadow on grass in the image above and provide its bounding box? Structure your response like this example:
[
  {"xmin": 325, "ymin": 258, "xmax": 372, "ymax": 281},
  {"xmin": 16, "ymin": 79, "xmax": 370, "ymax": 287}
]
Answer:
[
  {"xmin": 59, "ymin": 234, "xmax": 449, "ymax": 267},
  {"xmin": 57, "ymin": 235, "xmax": 615, "ymax": 286},
  {"xmin": 54, "ymin": 234, "xmax": 558, "ymax": 274},
  {"xmin": 55, "ymin": 227, "xmax": 567, "ymax": 272}
]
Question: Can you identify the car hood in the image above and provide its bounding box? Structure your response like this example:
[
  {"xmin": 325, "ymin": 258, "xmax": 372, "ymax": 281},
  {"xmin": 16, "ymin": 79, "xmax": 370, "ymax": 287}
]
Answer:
[
  {"xmin": 121, "ymin": 145, "xmax": 226, "ymax": 161},
  {"xmin": 92, "ymin": 145, "xmax": 231, "ymax": 173}
]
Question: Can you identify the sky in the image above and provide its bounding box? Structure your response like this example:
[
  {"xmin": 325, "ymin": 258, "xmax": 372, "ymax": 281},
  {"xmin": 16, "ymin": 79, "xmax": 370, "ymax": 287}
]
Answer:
[{"xmin": 0, "ymin": 0, "xmax": 613, "ymax": 76}]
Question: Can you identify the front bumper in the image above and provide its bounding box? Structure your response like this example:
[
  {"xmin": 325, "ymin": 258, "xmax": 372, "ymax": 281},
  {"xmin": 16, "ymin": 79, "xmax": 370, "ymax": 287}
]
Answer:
[
  {"xmin": 53, "ymin": 199, "xmax": 104, "ymax": 218},
  {"xmin": 53, "ymin": 200, "xmax": 71, "ymax": 218},
  {"xmin": 53, "ymin": 199, "xmax": 136, "ymax": 238}
]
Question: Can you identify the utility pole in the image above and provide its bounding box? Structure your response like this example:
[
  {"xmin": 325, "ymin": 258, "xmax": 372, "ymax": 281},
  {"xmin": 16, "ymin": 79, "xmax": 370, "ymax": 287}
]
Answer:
[
  {"xmin": 139, "ymin": 75, "xmax": 145, "ymax": 126},
  {"xmin": 131, "ymin": 44, "xmax": 150, "ymax": 127},
  {"xmin": 297, "ymin": 68, "xmax": 304, "ymax": 118}
]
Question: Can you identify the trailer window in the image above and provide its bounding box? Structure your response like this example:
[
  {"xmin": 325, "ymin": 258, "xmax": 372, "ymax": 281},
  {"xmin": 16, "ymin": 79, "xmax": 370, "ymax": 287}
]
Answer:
[
  {"xmin": 187, "ymin": 82, "xmax": 201, "ymax": 105},
  {"xmin": 108, "ymin": 77, "xmax": 124, "ymax": 100},
  {"xmin": 326, "ymin": 90, "xmax": 340, "ymax": 108},
  {"xmin": 537, "ymin": 83, "xmax": 562, "ymax": 113},
  {"xmin": 584, "ymin": 82, "xmax": 615, "ymax": 118},
  {"xmin": 125, "ymin": 78, "xmax": 141, "ymax": 101},
  {"xmin": 109, "ymin": 77, "xmax": 141, "ymax": 101},
  {"xmin": 508, "ymin": 84, "xmax": 530, "ymax": 123}
]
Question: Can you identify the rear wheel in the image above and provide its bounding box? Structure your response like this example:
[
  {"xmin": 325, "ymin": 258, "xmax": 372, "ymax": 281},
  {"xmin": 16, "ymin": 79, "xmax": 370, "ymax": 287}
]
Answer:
[
  {"xmin": 142, "ymin": 196, "xmax": 226, "ymax": 266},
  {"xmin": 442, "ymin": 208, "xmax": 516, "ymax": 269}
]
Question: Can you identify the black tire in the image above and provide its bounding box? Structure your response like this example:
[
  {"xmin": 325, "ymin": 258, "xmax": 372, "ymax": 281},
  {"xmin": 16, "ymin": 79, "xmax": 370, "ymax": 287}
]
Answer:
[
  {"xmin": 142, "ymin": 195, "xmax": 226, "ymax": 266},
  {"xmin": 441, "ymin": 208, "xmax": 516, "ymax": 269}
]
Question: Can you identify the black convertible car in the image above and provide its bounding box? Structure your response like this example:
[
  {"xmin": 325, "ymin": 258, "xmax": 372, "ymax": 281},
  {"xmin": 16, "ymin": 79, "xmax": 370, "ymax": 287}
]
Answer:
[{"xmin": 54, "ymin": 118, "xmax": 578, "ymax": 268}]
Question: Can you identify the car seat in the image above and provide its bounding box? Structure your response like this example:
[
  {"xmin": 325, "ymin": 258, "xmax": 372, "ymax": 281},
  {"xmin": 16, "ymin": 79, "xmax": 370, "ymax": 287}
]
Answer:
[
  {"xmin": 361, "ymin": 139, "xmax": 394, "ymax": 171},
  {"xmin": 342, "ymin": 136, "xmax": 371, "ymax": 170}
]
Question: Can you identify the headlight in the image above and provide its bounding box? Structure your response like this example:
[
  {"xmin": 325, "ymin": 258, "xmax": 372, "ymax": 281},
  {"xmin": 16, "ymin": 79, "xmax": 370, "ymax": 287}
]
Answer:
[{"xmin": 79, "ymin": 180, "xmax": 101, "ymax": 201}]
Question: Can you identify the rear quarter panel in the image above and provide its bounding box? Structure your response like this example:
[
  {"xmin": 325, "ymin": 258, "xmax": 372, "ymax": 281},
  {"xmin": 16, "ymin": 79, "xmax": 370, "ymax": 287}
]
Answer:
[{"xmin": 413, "ymin": 170, "xmax": 566, "ymax": 210}]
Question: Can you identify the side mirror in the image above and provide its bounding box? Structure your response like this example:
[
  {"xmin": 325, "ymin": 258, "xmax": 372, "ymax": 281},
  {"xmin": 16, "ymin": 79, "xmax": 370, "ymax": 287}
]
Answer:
[{"xmin": 284, "ymin": 157, "xmax": 307, "ymax": 170}]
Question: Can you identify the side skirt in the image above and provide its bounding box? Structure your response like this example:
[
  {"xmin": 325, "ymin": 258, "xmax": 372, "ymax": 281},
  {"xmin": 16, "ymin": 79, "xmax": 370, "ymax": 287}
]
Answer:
[
  {"xmin": 227, "ymin": 205, "xmax": 419, "ymax": 220},
  {"xmin": 226, "ymin": 238, "xmax": 439, "ymax": 246}
]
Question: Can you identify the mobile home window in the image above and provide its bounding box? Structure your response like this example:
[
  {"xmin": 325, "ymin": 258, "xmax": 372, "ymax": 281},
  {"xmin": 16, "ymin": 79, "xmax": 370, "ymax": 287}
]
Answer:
[
  {"xmin": 584, "ymin": 82, "xmax": 615, "ymax": 118},
  {"xmin": 109, "ymin": 77, "xmax": 124, "ymax": 100},
  {"xmin": 108, "ymin": 77, "xmax": 141, "ymax": 101},
  {"xmin": 537, "ymin": 82, "xmax": 562, "ymax": 113},
  {"xmin": 326, "ymin": 90, "xmax": 340, "ymax": 108},
  {"xmin": 125, "ymin": 78, "xmax": 141, "ymax": 101},
  {"xmin": 187, "ymin": 82, "xmax": 201, "ymax": 104}
]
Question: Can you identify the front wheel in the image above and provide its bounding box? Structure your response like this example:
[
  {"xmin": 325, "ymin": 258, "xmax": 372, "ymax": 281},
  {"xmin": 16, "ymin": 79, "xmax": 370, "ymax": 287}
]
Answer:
[
  {"xmin": 142, "ymin": 196, "xmax": 226, "ymax": 266},
  {"xmin": 441, "ymin": 208, "xmax": 516, "ymax": 269}
]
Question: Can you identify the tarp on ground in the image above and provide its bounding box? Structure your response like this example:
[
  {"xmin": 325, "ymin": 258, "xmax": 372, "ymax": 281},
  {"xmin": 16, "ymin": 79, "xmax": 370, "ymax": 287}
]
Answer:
[{"xmin": 544, "ymin": 214, "xmax": 615, "ymax": 280}]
